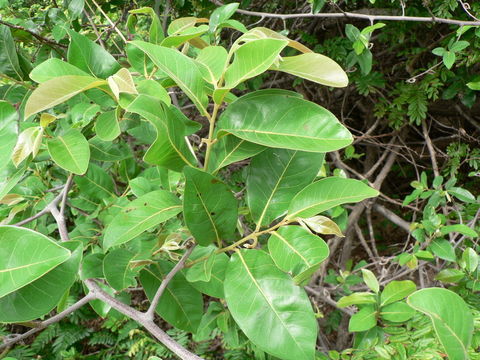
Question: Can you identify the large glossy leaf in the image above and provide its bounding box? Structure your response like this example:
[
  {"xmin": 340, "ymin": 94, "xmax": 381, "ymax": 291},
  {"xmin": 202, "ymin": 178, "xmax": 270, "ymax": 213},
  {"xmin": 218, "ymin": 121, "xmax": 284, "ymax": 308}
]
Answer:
[
  {"xmin": 0, "ymin": 241, "xmax": 82, "ymax": 322},
  {"xmin": 183, "ymin": 167, "xmax": 237, "ymax": 246},
  {"xmin": 0, "ymin": 101, "xmax": 18, "ymax": 172},
  {"xmin": 103, "ymin": 190, "xmax": 182, "ymax": 249},
  {"xmin": 67, "ymin": 30, "xmax": 121, "ymax": 78},
  {"xmin": 247, "ymin": 148, "xmax": 324, "ymax": 227},
  {"xmin": 47, "ymin": 129, "xmax": 90, "ymax": 175},
  {"xmin": 271, "ymin": 53, "xmax": 348, "ymax": 87},
  {"xmin": 408, "ymin": 288, "xmax": 473, "ymax": 360},
  {"xmin": 121, "ymin": 94, "xmax": 197, "ymax": 171},
  {"xmin": 24, "ymin": 75, "xmax": 107, "ymax": 119},
  {"xmin": 188, "ymin": 252, "xmax": 229, "ymax": 299},
  {"xmin": 224, "ymin": 249, "xmax": 317, "ymax": 360},
  {"xmin": 287, "ymin": 177, "xmax": 379, "ymax": 219},
  {"xmin": 29, "ymin": 58, "xmax": 90, "ymax": 83},
  {"xmin": 130, "ymin": 41, "xmax": 209, "ymax": 115},
  {"xmin": 0, "ymin": 25, "xmax": 23, "ymax": 80},
  {"xmin": 206, "ymin": 134, "xmax": 265, "ymax": 174},
  {"xmin": 217, "ymin": 89, "xmax": 353, "ymax": 152},
  {"xmin": 103, "ymin": 248, "xmax": 137, "ymax": 291},
  {"xmin": 268, "ymin": 225, "xmax": 329, "ymax": 285},
  {"xmin": 140, "ymin": 262, "xmax": 203, "ymax": 332},
  {"xmin": 224, "ymin": 39, "xmax": 288, "ymax": 88},
  {"xmin": 0, "ymin": 226, "xmax": 71, "ymax": 298},
  {"xmin": 95, "ymin": 109, "xmax": 121, "ymax": 141}
]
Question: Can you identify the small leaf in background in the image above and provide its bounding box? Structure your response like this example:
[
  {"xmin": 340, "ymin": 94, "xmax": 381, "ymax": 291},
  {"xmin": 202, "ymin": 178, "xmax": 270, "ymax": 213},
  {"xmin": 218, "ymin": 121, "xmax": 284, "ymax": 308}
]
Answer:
[
  {"xmin": 39, "ymin": 113, "xmax": 56, "ymax": 128},
  {"xmin": 434, "ymin": 268, "xmax": 465, "ymax": 283},
  {"xmin": 380, "ymin": 301, "xmax": 415, "ymax": 322},
  {"xmin": 183, "ymin": 167, "xmax": 237, "ymax": 246},
  {"xmin": 361, "ymin": 269, "xmax": 379, "ymax": 293},
  {"xmin": 103, "ymin": 190, "xmax": 182, "ymax": 249},
  {"xmin": 462, "ymin": 247, "xmax": 479, "ymax": 273},
  {"xmin": 441, "ymin": 224, "xmax": 478, "ymax": 238},
  {"xmin": 209, "ymin": 2, "xmax": 239, "ymax": 33},
  {"xmin": 0, "ymin": 25, "xmax": 24, "ymax": 80},
  {"xmin": 129, "ymin": 7, "xmax": 164, "ymax": 43},
  {"xmin": 337, "ymin": 292, "xmax": 377, "ymax": 308},
  {"xmin": 268, "ymin": 225, "xmax": 329, "ymax": 284},
  {"xmin": 103, "ymin": 248, "xmax": 137, "ymax": 291},
  {"xmin": 95, "ymin": 109, "xmax": 121, "ymax": 141},
  {"xmin": 11, "ymin": 126, "xmax": 43, "ymax": 167},
  {"xmin": 349, "ymin": 305, "xmax": 377, "ymax": 332},
  {"xmin": 0, "ymin": 226, "xmax": 71, "ymax": 298},
  {"xmin": 408, "ymin": 288, "xmax": 473, "ymax": 360},
  {"xmin": 47, "ymin": 129, "xmax": 90, "ymax": 175},
  {"xmin": 380, "ymin": 280, "xmax": 416, "ymax": 307},
  {"xmin": 299, "ymin": 215, "xmax": 344, "ymax": 237}
]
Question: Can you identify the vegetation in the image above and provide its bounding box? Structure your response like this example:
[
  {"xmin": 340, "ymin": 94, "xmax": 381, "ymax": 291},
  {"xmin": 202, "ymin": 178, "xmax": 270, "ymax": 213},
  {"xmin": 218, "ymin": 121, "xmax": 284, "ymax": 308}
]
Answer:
[{"xmin": 0, "ymin": 0, "xmax": 479, "ymax": 359}]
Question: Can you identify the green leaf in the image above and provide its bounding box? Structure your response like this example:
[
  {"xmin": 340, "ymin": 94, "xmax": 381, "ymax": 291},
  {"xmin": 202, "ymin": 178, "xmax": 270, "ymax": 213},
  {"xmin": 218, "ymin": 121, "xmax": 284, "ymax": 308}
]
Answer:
[
  {"xmin": 196, "ymin": 46, "xmax": 228, "ymax": 84},
  {"xmin": 95, "ymin": 109, "xmax": 121, "ymax": 141},
  {"xmin": 74, "ymin": 163, "xmax": 115, "ymax": 201},
  {"xmin": 130, "ymin": 41, "xmax": 209, "ymax": 115},
  {"xmin": 0, "ymin": 25, "xmax": 23, "ymax": 80},
  {"xmin": 287, "ymin": 177, "xmax": 379, "ymax": 219},
  {"xmin": 217, "ymin": 89, "xmax": 352, "ymax": 152},
  {"xmin": 380, "ymin": 280, "xmax": 416, "ymax": 307},
  {"xmin": 0, "ymin": 162, "xmax": 26, "ymax": 200},
  {"xmin": 224, "ymin": 39, "xmax": 288, "ymax": 88},
  {"xmin": 271, "ymin": 53, "xmax": 348, "ymax": 87},
  {"xmin": 206, "ymin": 134, "xmax": 265, "ymax": 174},
  {"xmin": 129, "ymin": 7, "xmax": 164, "ymax": 44},
  {"xmin": 434, "ymin": 268, "xmax": 465, "ymax": 283},
  {"xmin": 24, "ymin": 75, "xmax": 107, "ymax": 119},
  {"xmin": 448, "ymin": 187, "xmax": 476, "ymax": 203},
  {"xmin": 67, "ymin": 30, "xmax": 121, "ymax": 78},
  {"xmin": 268, "ymin": 225, "xmax": 329, "ymax": 285},
  {"xmin": 167, "ymin": 17, "xmax": 198, "ymax": 35},
  {"xmin": 0, "ymin": 241, "xmax": 82, "ymax": 322},
  {"xmin": 443, "ymin": 51, "xmax": 456, "ymax": 69},
  {"xmin": 224, "ymin": 249, "xmax": 317, "ymax": 360},
  {"xmin": 47, "ymin": 129, "xmax": 90, "ymax": 175},
  {"xmin": 183, "ymin": 167, "xmax": 238, "ymax": 246},
  {"xmin": 0, "ymin": 226, "xmax": 71, "ymax": 298},
  {"xmin": 467, "ymin": 81, "xmax": 480, "ymax": 91},
  {"xmin": 161, "ymin": 25, "xmax": 209, "ymax": 48},
  {"xmin": 209, "ymin": 2, "xmax": 239, "ymax": 32},
  {"xmin": 429, "ymin": 238, "xmax": 456, "ymax": 262},
  {"xmin": 362, "ymin": 269, "xmax": 379, "ymax": 293},
  {"xmin": 107, "ymin": 68, "xmax": 137, "ymax": 100},
  {"xmin": 407, "ymin": 288, "xmax": 473, "ymax": 360},
  {"xmin": 380, "ymin": 301, "xmax": 415, "ymax": 322},
  {"xmin": 337, "ymin": 292, "xmax": 377, "ymax": 307},
  {"xmin": 29, "ymin": 58, "xmax": 90, "ymax": 83},
  {"xmin": 121, "ymin": 94, "xmax": 197, "ymax": 171},
  {"xmin": 103, "ymin": 190, "xmax": 182, "ymax": 249},
  {"xmin": 349, "ymin": 305, "xmax": 377, "ymax": 332},
  {"xmin": 299, "ymin": 215, "xmax": 344, "ymax": 237},
  {"xmin": 137, "ymin": 79, "xmax": 171, "ymax": 105},
  {"xmin": 103, "ymin": 248, "xmax": 137, "ymax": 291},
  {"xmin": 89, "ymin": 137, "xmax": 132, "ymax": 162},
  {"xmin": 80, "ymin": 253, "xmax": 105, "ymax": 280},
  {"xmin": 0, "ymin": 101, "xmax": 18, "ymax": 172},
  {"xmin": 188, "ymin": 252, "xmax": 229, "ymax": 298},
  {"xmin": 462, "ymin": 247, "xmax": 478, "ymax": 273},
  {"xmin": 441, "ymin": 224, "xmax": 478, "ymax": 238},
  {"xmin": 140, "ymin": 262, "xmax": 203, "ymax": 332},
  {"xmin": 247, "ymin": 149, "xmax": 324, "ymax": 227}
]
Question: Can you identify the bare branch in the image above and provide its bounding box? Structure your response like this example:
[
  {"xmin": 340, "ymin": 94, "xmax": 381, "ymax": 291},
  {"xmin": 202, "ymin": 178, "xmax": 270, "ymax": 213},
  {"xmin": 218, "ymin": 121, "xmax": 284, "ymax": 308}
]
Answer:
[
  {"xmin": 0, "ymin": 20, "xmax": 67, "ymax": 49},
  {"xmin": 145, "ymin": 244, "xmax": 196, "ymax": 321}
]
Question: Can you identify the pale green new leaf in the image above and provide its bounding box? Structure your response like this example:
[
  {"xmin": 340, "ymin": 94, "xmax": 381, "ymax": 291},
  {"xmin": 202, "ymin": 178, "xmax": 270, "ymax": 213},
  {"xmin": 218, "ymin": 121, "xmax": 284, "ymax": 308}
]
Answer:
[
  {"xmin": 271, "ymin": 53, "xmax": 348, "ymax": 87},
  {"xmin": 47, "ymin": 129, "xmax": 90, "ymax": 175},
  {"xmin": 268, "ymin": 225, "xmax": 329, "ymax": 285},
  {"xmin": 224, "ymin": 38, "xmax": 288, "ymax": 88},
  {"xmin": 0, "ymin": 226, "xmax": 71, "ymax": 298},
  {"xmin": 224, "ymin": 249, "xmax": 317, "ymax": 360},
  {"xmin": 107, "ymin": 68, "xmax": 137, "ymax": 100},
  {"xmin": 287, "ymin": 177, "xmax": 379, "ymax": 219},
  {"xmin": 103, "ymin": 190, "xmax": 182, "ymax": 249},
  {"xmin": 408, "ymin": 288, "xmax": 473, "ymax": 360},
  {"xmin": 130, "ymin": 41, "xmax": 209, "ymax": 115},
  {"xmin": 11, "ymin": 126, "xmax": 43, "ymax": 167},
  {"xmin": 24, "ymin": 75, "xmax": 107, "ymax": 119},
  {"xmin": 380, "ymin": 280, "xmax": 416, "ymax": 307},
  {"xmin": 247, "ymin": 148, "xmax": 324, "ymax": 227},
  {"xmin": 217, "ymin": 89, "xmax": 353, "ymax": 152},
  {"xmin": 196, "ymin": 46, "xmax": 228, "ymax": 84},
  {"xmin": 161, "ymin": 25, "xmax": 209, "ymax": 48},
  {"xmin": 349, "ymin": 305, "xmax": 377, "ymax": 332}
]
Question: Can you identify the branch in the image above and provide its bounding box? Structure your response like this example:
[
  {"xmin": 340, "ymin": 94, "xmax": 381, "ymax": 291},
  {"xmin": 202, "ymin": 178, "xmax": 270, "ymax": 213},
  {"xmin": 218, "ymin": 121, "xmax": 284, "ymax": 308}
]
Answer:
[
  {"xmin": 305, "ymin": 286, "xmax": 354, "ymax": 316},
  {"xmin": 0, "ymin": 294, "xmax": 95, "ymax": 350},
  {"xmin": 89, "ymin": 0, "xmax": 128, "ymax": 43},
  {"xmin": 210, "ymin": 0, "xmax": 480, "ymax": 26},
  {"xmin": 373, "ymin": 203, "xmax": 411, "ymax": 233},
  {"xmin": 0, "ymin": 20, "xmax": 67, "ymax": 49},
  {"xmin": 145, "ymin": 244, "xmax": 196, "ymax": 320}
]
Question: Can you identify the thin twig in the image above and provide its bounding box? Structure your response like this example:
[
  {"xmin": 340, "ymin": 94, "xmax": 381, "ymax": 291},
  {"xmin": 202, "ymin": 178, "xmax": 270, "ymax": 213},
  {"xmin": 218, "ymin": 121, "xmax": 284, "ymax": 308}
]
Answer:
[
  {"xmin": 0, "ymin": 20, "xmax": 67, "ymax": 49},
  {"xmin": 145, "ymin": 244, "xmax": 196, "ymax": 320},
  {"xmin": 89, "ymin": 0, "xmax": 128, "ymax": 43}
]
